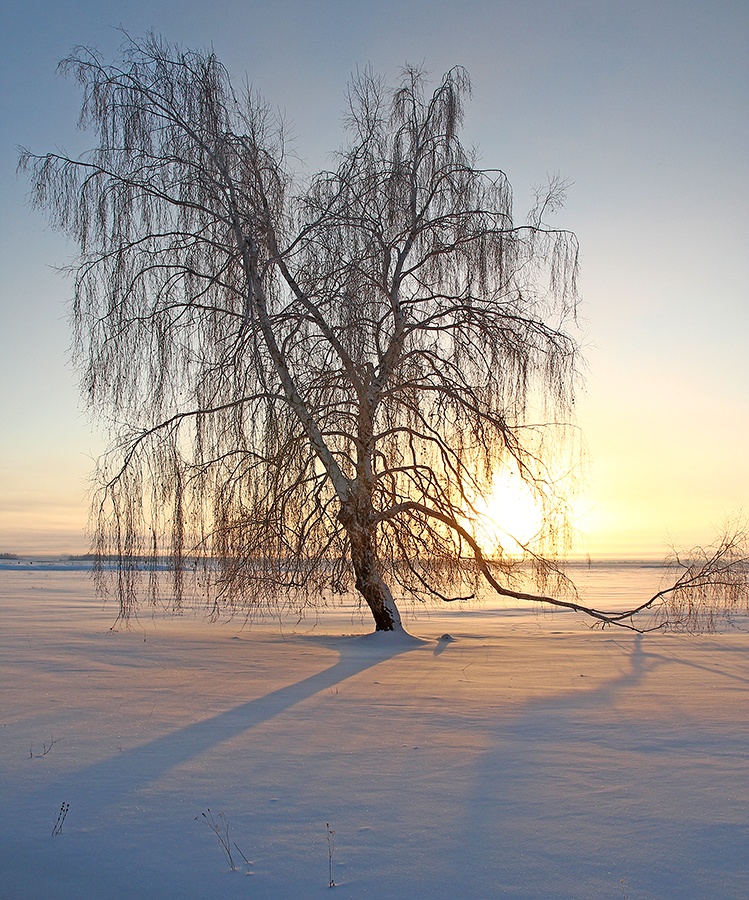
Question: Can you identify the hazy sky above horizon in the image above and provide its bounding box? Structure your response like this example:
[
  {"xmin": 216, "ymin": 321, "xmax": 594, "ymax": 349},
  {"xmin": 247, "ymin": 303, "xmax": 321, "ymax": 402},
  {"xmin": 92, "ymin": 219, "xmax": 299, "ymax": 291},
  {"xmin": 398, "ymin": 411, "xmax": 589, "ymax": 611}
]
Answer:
[{"xmin": 1, "ymin": 0, "xmax": 747, "ymax": 557}]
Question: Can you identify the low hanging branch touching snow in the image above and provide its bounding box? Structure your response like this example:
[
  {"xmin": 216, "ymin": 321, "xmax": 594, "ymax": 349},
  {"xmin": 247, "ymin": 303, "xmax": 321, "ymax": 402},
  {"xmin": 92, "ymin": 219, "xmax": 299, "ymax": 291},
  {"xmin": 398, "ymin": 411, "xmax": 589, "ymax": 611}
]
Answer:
[
  {"xmin": 486, "ymin": 526, "xmax": 749, "ymax": 633},
  {"xmin": 645, "ymin": 526, "xmax": 749, "ymax": 632},
  {"xmin": 386, "ymin": 502, "xmax": 749, "ymax": 632}
]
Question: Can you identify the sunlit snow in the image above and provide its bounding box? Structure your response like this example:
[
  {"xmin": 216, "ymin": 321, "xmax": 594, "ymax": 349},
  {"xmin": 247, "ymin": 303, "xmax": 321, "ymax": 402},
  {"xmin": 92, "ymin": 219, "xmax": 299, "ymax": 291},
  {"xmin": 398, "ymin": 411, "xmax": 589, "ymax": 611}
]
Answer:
[{"xmin": 1, "ymin": 563, "xmax": 746, "ymax": 898}]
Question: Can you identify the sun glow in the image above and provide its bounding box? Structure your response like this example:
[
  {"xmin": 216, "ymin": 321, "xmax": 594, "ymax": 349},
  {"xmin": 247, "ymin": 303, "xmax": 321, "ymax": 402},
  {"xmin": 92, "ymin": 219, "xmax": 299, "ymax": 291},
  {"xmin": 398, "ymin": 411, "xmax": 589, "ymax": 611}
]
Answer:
[{"xmin": 470, "ymin": 469, "xmax": 546, "ymax": 557}]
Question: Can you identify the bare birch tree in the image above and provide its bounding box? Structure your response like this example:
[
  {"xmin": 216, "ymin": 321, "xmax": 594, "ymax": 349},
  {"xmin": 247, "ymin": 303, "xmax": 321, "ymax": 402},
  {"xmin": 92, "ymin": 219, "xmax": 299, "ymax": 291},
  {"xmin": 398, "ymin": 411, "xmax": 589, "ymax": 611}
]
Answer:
[{"xmin": 21, "ymin": 34, "xmax": 747, "ymax": 632}]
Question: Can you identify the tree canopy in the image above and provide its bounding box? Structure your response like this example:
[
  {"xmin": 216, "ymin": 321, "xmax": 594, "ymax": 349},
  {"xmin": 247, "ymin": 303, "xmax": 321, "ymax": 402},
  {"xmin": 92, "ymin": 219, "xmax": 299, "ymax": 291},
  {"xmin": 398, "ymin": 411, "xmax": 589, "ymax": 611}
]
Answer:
[{"xmin": 21, "ymin": 34, "xmax": 747, "ymax": 632}]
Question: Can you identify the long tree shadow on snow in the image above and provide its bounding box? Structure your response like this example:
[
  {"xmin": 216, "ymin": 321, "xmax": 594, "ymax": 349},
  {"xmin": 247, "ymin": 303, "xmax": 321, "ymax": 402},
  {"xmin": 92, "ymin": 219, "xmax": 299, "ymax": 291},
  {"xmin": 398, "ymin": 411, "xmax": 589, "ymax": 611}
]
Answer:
[{"xmin": 29, "ymin": 631, "xmax": 426, "ymax": 819}]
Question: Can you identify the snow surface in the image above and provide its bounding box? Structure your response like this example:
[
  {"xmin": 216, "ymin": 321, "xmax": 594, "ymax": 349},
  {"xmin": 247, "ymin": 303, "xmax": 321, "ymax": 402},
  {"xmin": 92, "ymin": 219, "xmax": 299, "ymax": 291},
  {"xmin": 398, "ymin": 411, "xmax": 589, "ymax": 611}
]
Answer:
[{"xmin": 1, "ymin": 566, "xmax": 747, "ymax": 898}]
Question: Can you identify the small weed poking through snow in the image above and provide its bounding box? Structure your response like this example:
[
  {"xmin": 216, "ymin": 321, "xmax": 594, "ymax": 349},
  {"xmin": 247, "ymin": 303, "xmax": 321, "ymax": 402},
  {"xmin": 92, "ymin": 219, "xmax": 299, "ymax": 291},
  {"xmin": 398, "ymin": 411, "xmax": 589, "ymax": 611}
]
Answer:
[
  {"xmin": 196, "ymin": 809, "xmax": 251, "ymax": 873},
  {"xmin": 51, "ymin": 802, "xmax": 69, "ymax": 836},
  {"xmin": 327, "ymin": 822, "xmax": 336, "ymax": 887},
  {"xmin": 30, "ymin": 734, "xmax": 62, "ymax": 758}
]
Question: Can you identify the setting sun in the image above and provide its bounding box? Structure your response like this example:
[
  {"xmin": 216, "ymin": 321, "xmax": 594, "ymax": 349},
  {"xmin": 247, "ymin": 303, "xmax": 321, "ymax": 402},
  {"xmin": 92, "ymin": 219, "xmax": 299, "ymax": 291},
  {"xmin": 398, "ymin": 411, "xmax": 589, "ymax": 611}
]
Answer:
[{"xmin": 471, "ymin": 468, "xmax": 545, "ymax": 556}]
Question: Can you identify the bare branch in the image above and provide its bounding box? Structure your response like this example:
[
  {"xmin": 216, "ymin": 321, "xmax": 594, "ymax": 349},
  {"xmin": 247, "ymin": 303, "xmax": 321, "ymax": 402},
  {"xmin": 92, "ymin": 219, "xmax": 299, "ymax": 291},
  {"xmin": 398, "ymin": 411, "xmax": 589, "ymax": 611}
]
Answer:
[{"xmin": 24, "ymin": 35, "xmax": 619, "ymax": 633}]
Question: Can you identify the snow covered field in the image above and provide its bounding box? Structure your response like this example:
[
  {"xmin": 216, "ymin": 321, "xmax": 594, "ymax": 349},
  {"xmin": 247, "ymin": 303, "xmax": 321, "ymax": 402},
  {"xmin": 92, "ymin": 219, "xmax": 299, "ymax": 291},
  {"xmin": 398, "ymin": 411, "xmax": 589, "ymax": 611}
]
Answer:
[{"xmin": 1, "ymin": 564, "xmax": 747, "ymax": 898}]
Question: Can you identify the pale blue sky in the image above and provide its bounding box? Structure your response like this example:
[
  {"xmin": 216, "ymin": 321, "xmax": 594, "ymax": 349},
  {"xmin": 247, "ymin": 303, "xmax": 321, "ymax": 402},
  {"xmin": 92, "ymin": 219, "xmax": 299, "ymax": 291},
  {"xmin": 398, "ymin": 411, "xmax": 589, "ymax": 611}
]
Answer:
[{"xmin": 1, "ymin": 0, "xmax": 747, "ymax": 554}]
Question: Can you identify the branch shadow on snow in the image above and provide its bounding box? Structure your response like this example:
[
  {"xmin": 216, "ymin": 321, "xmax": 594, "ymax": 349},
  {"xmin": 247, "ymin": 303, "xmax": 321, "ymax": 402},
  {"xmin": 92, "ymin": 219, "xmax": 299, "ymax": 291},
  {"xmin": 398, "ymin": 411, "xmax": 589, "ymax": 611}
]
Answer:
[{"xmin": 454, "ymin": 634, "xmax": 749, "ymax": 898}]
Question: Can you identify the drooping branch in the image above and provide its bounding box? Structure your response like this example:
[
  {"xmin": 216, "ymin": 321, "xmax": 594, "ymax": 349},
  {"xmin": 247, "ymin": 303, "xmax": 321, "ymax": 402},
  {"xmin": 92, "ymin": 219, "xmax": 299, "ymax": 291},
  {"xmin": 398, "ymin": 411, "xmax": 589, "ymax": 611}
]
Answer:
[{"xmin": 379, "ymin": 502, "xmax": 748, "ymax": 632}]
